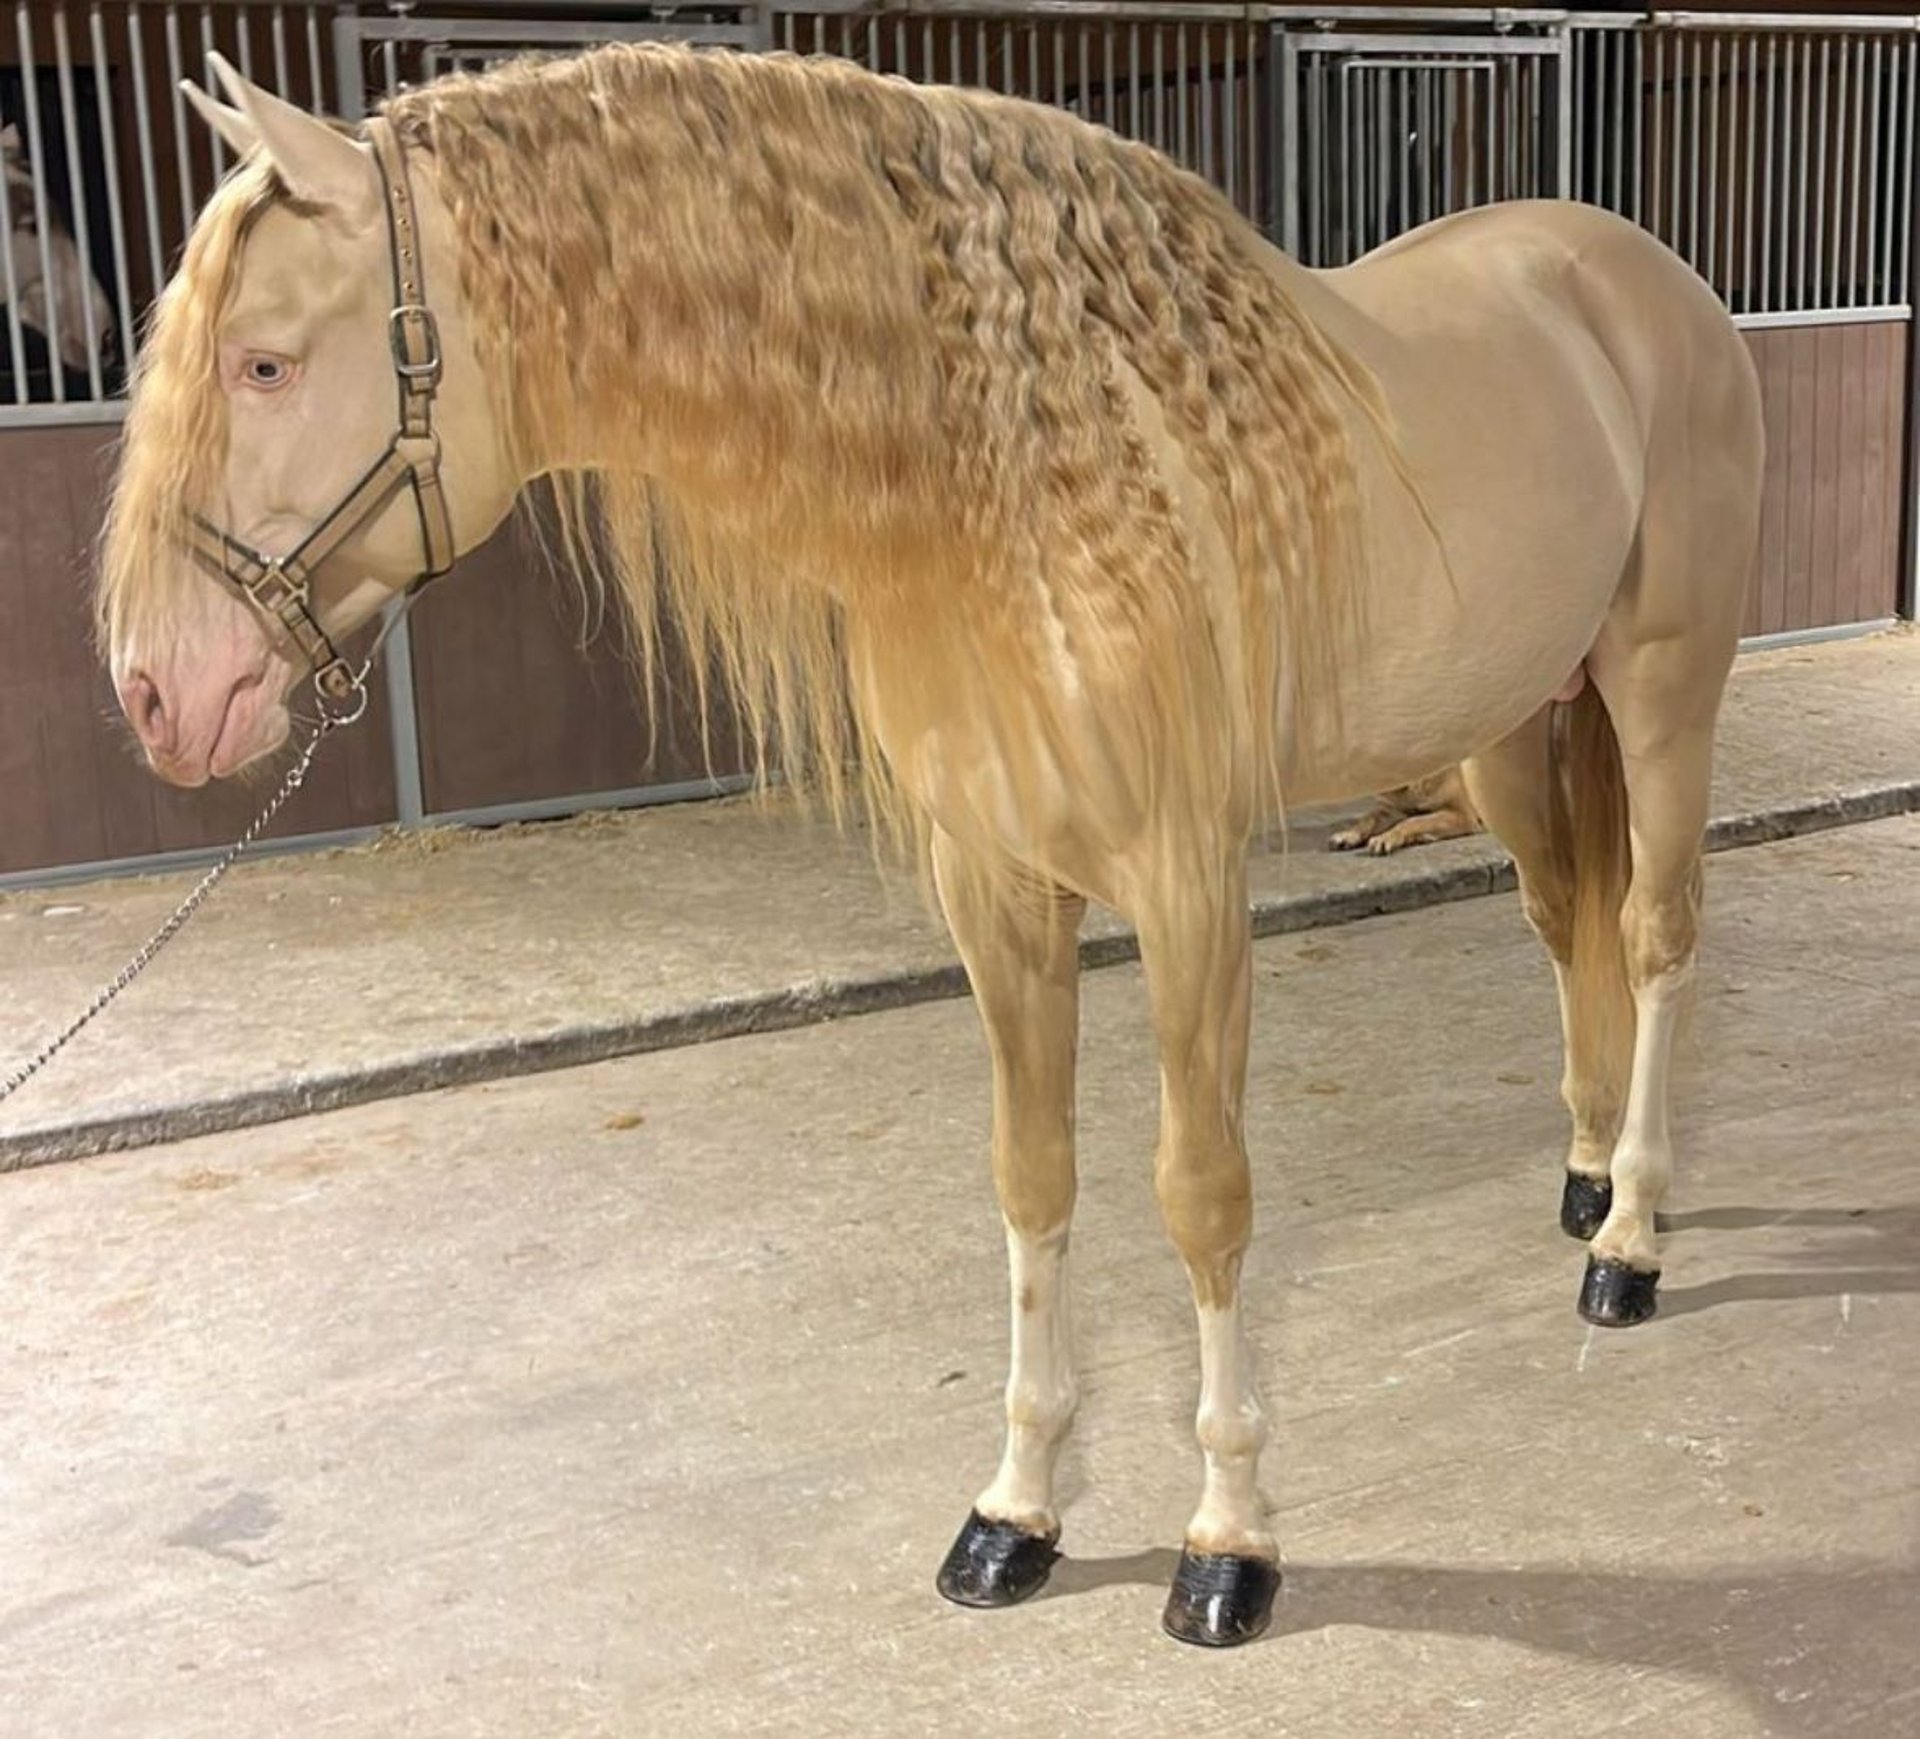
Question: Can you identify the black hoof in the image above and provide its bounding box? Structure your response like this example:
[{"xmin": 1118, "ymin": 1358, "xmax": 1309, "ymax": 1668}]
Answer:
[
  {"xmin": 935, "ymin": 1510, "xmax": 1059, "ymax": 1608},
  {"xmin": 1161, "ymin": 1550, "xmax": 1281, "ymax": 1648},
  {"xmin": 1578, "ymin": 1255, "xmax": 1660, "ymax": 1327},
  {"xmin": 1560, "ymin": 1171, "xmax": 1613, "ymax": 1241}
]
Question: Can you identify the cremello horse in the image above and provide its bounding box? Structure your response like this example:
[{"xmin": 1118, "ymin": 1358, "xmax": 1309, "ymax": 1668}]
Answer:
[
  {"xmin": 1, "ymin": 123, "xmax": 114, "ymax": 381},
  {"xmin": 97, "ymin": 46, "xmax": 1762, "ymax": 1647}
]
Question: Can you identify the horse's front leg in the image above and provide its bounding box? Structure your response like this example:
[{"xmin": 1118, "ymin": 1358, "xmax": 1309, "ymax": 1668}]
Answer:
[
  {"xmin": 930, "ymin": 829, "xmax": 1086, "ymax": 1609},
  {"xmin": 1135, "ymin": 856, "xmax": 1279, "ymax": 1648}
]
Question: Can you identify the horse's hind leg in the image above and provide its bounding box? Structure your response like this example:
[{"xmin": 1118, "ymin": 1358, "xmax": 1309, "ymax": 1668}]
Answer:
[
  {"xmin": 1578, "ymin": 446, "xmax": 1755, "ymax": 1324},
  {"xmin": 1578, "ymin": 654, "xmax": 1725, "ymax": 1327},
  {"xmin": 1459, "ymin": 707, "xmax": 1628, "ymax": 1239},
  {"xmin": 1132, "ymin": 847, "xmax": 1278, "ymax": 1648},
  {"xmin": 929, "ymin": 829, "xmax": 1085, "ymax": 1609}
]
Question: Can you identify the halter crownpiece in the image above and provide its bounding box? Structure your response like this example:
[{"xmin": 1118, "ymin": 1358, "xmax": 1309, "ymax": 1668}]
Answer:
[{"xmin": 185, "ymin": 115, "xmax": 455, "ymax": 704}]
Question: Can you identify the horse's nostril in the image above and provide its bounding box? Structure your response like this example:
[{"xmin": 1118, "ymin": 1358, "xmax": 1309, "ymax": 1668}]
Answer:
[{"xmin": 123, "ymin": 672, "xmax": 172, "ymax": 754}]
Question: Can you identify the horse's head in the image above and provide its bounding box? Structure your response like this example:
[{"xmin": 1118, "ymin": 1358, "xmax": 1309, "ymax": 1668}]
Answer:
[
  {"xmin": 4, "ymin": 124, "xmax": 116, "ymax": 372},
  {"xmin": 98, "ymin": 56, "xmax": 515, "ymax": 786}
]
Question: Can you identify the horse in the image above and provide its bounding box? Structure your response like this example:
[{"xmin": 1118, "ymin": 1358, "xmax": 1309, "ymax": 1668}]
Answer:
[
  {"xmin": 1, "ymin": 122, "xmax": 115, "ymax": 392},
  {"xmin": 94, "ymin": 45, "xmax": 1763, "ymax": 1648}
]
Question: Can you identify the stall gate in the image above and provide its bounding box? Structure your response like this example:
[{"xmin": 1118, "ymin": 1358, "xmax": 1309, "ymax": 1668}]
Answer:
[{"xmin": 0, "ymin": 5, "xmax": 1913, "ymax": 884}]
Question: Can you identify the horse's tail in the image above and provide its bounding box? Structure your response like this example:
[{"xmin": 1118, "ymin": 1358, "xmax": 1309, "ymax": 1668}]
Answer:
[{"xmin": 1547, "ymin": 683, "xmax": 1635, "ymax": 1124}]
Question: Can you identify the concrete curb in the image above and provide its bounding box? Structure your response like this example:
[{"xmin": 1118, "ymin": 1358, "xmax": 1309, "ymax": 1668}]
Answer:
[{"xmin": 4, "ymin": 777, "xmax": 1916, "ymax": 1174}]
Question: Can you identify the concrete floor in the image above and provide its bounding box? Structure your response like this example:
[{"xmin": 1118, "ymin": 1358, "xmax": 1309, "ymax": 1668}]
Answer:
[
  {"xmin": 2, "ymin": 631, "xmax": 1916, "ymax": 1169},
  {"xmin": 3, "ymin": 817, "xmax": 1916, "ymax": 1737}
]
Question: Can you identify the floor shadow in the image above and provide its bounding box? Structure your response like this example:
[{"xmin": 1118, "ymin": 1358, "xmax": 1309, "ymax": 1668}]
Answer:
[
  {"xmin": 1042, "ymin": 1553, "xmax": 1919, "ymax": 1732},
  {"xmin": 1042, "ymin": 1545, "xmax": 1181, "ymax": 1599},
  {"xmin": 1661, "ymin": 1267, "xmax": 1920, "ymax": 1317},
  {"xmin": 1650, "ymin": 1203, "xmax": 1920, "ymax": 1320},
  {"xmin": 1665, "ymin": 1204, "xmax": 1920, "ymax": 1236}
]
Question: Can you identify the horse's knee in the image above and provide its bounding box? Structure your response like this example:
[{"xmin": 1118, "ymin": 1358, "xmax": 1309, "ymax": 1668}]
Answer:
[
  {"xmin": 1154, "ymin": 1145, "xmax": 1252, "ymax": 1305},
  {"xmin": 1620, "ymin": 870, "xmax": 1702, "ymax": 988}
]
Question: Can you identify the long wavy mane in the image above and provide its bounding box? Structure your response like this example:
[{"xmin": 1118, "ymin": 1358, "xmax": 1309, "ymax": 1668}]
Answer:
[
  {"xmin": 388, "ymin": 45, "xmax": 1375, "ymax": 851},
  {"xmin": 103, "ymin": 44, "xmax": 1381, "ymax": 870},
  {"xmin": 95, "ymin": 158, "xmax": 275, "ymax": 660}
]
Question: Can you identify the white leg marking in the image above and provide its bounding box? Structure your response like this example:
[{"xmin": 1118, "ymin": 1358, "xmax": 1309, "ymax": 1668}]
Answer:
[
  {"xmin": 1593, "ymin": 962, "xmax": 1693, "ymax": 1272},
  {"xmin": 1185, "ymin": 1300, "xmax": 1275, "ymax": 1560},
  {"xmin": 976, "ymin": 1225, "xmax": 1075, "ymax": 1535}
]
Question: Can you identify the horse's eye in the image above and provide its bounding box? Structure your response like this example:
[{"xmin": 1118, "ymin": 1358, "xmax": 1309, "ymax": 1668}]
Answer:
[{"xmin": 242, "ymin": 354, "xmax": 292, "ymax": 390}]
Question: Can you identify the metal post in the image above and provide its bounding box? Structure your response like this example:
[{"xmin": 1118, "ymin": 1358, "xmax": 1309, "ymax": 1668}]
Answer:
[
  {"xmin": 1276, "ymin": 26, "xmax": 1299, "ymax": 255},
  {"xmin": 1553, "ymin": 25, "xmax": 1572, "ymax": 198}
]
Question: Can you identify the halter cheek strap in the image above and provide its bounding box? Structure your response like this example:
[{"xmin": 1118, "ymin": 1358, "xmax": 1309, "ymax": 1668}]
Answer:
[{"xmin": 185, "ymin": 116, "xmax": 455, "ymax": 704}]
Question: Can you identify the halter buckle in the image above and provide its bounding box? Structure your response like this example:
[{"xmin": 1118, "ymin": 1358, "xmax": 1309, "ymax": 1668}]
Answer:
[
  {"xmin": 389, "ymin": 303, "xmax": 442, "ymax": 382},
  {"xmin": 314, "ymin": 656, "xmax": 359, "ymax": 705},
  {"xmin": 241, "ymin": 558, "xmax": 310, "ymax": 619}
]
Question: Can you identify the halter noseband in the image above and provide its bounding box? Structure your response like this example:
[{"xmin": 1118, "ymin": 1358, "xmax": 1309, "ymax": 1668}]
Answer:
[{"xmin": 186, "ymin": 117, "xmax": 455, "ymax": 704}]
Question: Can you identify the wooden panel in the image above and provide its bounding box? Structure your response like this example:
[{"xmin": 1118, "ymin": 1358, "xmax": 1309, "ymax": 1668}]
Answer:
[
  {"xmin": 405, "ymin": 516, "xmax": 744, "ymax": 817},
  {"xmin": 1743, "ymin": 321, "xmax": 1905, "ymax": 637},
  {"xmin": 0, "ymin": 426, "xmax": 399, "ymax": 876}
]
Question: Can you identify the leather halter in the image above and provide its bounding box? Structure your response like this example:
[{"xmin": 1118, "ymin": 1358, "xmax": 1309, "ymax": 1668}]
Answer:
[{"xmin": 185, "ymin": 117, "xmax": 455, "ymax": 704}]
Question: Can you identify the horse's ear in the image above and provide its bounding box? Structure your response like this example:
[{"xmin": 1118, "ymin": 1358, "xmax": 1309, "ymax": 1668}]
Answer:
[
  {"xmin": 180, "ymin": 81, "xmax": 259, "ymax": 162},
  {"xmin": 203, "ymin": 50, "xmax": 377, "ymax": 226}
]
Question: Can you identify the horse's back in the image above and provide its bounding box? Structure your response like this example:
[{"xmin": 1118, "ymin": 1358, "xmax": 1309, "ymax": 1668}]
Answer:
[{"xmin": 1263, "ymin": 201, "xmax": 1762, "ymax": 798}]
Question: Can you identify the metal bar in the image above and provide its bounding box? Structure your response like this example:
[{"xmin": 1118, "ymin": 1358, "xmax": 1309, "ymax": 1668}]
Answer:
[
  {"xmin": 1153, "ymin": 22, "xmax": 1163, "ymax": 150},
  {"xmin": 1029, "ymin": 17, "xmax": 1039, "ymax": 98},
  {"xmin": 1705, "ymin": 32, "xmax": 1719, "ymax": 295},
  {"xmin": 1201, "ymin": 23, "xmax": 1214, "ymax": 184},
  {"xmin": 1484, "ymin": 61, "xmax": 1496, "ymax": 206},
  {"xmin": 1795, "ymin": 31, "xmax": 1809, "ymax": 308},
  {"xmin": 1347, "ymin": 54, "xmax": 1362, "ymax": 256},
  {"xmin": 199, "ymin": 6, "xmax": 221, "ymax": 178},
  {"xmin": 54, "ymin": 5, "xmax": 106, "ymax": 400},
  {"xmin": 1630, "ymin": 27, "xmax": 1642, "ymax": 223},
  {"xmin": 1814, "ymin": 34, "xmax": 1829, "ymax": 308},
  {"xmin": 1078, "ymin": 25, "xmax": 1090, "ymax": 123},
  {"xmin": 0, "ymin": 75, "xmax": 21, "ymax": 405},
  {"xmin": 270, "ymin": 4, "xmax": 288, "ymax": 93},
  {"xmin": 1734, "ymin": 304, "xmax": 1910, "ymax": 331},
  {"xmin": 1397, "ymin": 64, "xmax": 1410, "ymax": 227},
  {"xmin": 977, "ymin": 18, "xmax": 987, "ymax": 90},
  {"xmin": 16, "ymin": 2, "xmax": 67, "ymax": 403},
  {"xmin": 234, "ymin": 0, "xmax": 253, "ymax": 83},
  {"xmin": 1651, "ymin": 25, "xmax": 1665, "ymax": 240},
  {"xmin": 1742, "ymin": 30, "xmax": 1757, "ymax": 312},
  {"xmin": 1127, "ymin": 21, "xmax": 1138, "ymax": 139},
  {"xmin": 1828, "ymin": 32, "xmax": 1849, "ymax": 308},
  {"xmin": 1441, "ymin": 63, "xmax": 1453, "ymax": 212},
  {"xmin": 1223, "ymin": 23, "xmax": 1235, "ymax": 209},
  {"xmin": 1685, "ymin": 31, "xmax": 1699, "ymax": 270},
  {"xmin": 1246, "ymin": 20, "xmax": 1259, "ymax": 226},
  {"xmin": 1866, "ymin": 37, "xmax": 1882, "ymax": 303},
  {"xmin": 1848, "ymin": 37, "xmax": 1864, "ymax": 307},
  {"xmin": 1554, "ymin": 26, "xmax": 1572, "ymax": 199},
  {"xmin": 127, "ymin": 3, "xmax": 164, "ymax": 300},
  {"xmin": 306, "ymin": 4, "xmax": 324, "ymax": 109},
  {"xmin": 1762, "ymin": 30, "xmax": 1777, "ymax": 311},
  {"xmin": 1177, "ymin": 20, "xmax": 1189, "ymax": 165},
  {"xmin": 1901, "ymin": 36, "xmax": 1916, "ymax": 309},
  {"xmin": 1300, "ymin": 38, "xmax": 1319, "ymax": 257},
  {"xmin": 90, "ymin": 4, "xmax": 136, "ymax": 399}
]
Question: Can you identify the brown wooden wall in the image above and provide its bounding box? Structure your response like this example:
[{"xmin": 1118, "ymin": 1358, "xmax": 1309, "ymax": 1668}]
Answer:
[
  {"xmin": 0, "ymin": 317, "xmax": 1909, "ymax": 877},
  {"xmin": 406, "ymin": 520, "xmax": 739, "ymax": 816},
  {"xmin": 0, "ymin": 425, "xmax": 399, "ymax": 877},
  {"xmin": 1744, "ymin": 320, "xmax": 1908, "ymax": 638}
]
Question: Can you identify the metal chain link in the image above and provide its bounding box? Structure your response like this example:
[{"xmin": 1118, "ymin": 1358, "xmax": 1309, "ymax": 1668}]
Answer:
[{"xmin": 0, "ymin": 671, "xmax": 372, "ymax": 1107}]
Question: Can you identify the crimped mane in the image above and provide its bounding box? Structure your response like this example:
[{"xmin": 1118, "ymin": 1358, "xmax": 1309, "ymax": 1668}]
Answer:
[
  {"xmin": 95, "ymin": 158, "xmax": 275, "ymax": 658},
  {"xmin": 385, "ymin": 44, "xmax": 1380, "ymax": 857},
  {"xmin": 102, "ymin": 43, "xmax": 1389, "ymax": 875}
]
